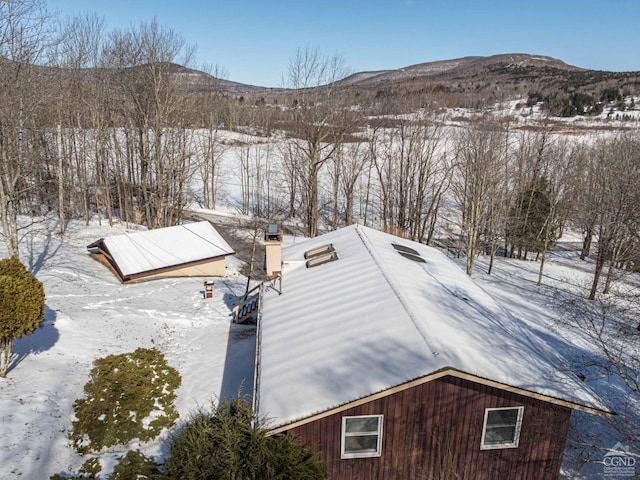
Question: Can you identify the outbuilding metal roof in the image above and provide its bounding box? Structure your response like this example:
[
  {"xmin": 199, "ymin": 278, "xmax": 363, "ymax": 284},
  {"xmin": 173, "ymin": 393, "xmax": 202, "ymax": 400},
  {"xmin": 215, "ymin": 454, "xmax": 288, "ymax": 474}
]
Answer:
[{"xmin": 89, "ymin": 221, "xmax": 234, "ymax": 278}]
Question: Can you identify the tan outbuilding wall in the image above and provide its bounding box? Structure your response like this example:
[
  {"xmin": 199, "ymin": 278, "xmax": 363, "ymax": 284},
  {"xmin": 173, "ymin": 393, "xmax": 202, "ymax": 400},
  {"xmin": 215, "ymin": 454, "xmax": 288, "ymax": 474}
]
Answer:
[{"xmin": 132, "ymin": 257, "xmax": 227, "ymax": 281}]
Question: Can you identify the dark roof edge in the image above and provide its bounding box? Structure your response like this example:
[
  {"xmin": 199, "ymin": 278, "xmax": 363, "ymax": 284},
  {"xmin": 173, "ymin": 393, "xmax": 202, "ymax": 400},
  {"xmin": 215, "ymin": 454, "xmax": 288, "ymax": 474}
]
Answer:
[{"xmin": 265, "ymin": 367, "xmax": 614, "ymax": 435}]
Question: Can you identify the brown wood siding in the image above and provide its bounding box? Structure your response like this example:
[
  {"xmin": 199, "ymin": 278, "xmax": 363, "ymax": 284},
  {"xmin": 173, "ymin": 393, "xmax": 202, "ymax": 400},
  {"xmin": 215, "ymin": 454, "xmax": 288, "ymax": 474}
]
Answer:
[{"xmin": 287, "ymin": 375, "xmax": 571, "ymax": 480}]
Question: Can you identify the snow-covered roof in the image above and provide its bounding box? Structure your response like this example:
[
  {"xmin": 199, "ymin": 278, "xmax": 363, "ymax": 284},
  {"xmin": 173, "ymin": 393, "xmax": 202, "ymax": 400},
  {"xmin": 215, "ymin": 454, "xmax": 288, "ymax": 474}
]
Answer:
[
  {"xmin": 89, "ymin": 221, "xmax": 234, "ymax": 278},
  {"xmin": 256, "ymin": 224, "xmax": 609, "ymax": 429}
]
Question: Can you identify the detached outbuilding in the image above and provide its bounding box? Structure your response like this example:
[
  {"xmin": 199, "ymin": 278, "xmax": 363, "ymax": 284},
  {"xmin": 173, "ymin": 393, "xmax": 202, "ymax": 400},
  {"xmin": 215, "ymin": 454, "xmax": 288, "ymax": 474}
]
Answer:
[
  {"xmin": 254, "ymin": 224, "xmax": 611, "ymax": 480},
  {"xmin": 87, "ymin": 221, "xmax": 234, "ymax": 283}
]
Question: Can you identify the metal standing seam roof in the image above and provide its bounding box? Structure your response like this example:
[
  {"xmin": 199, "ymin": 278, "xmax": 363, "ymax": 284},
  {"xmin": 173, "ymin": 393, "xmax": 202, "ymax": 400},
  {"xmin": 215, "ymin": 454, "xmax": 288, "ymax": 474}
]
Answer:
[
  {"xmin": 255, "ymin": 224, "xmax": 610, "ymax": 429},
  {"xmin": 95, "ymin": 221, "xmax": 234, "ymax": 277}
]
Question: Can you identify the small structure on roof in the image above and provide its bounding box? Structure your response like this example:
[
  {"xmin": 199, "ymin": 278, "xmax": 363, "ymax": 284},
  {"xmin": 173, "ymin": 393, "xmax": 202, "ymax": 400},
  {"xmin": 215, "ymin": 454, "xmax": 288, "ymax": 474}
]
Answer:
[
  {"xmin": 264, "ymin": 223, "xmax": 283, "ymax": 279},
  {"xmin": 255, "ymin": 224, "xmax": 611, "ymax": 480},
  {"xmin": 87, "ymin": 221, "xmax": 234, "ymax": 283}
]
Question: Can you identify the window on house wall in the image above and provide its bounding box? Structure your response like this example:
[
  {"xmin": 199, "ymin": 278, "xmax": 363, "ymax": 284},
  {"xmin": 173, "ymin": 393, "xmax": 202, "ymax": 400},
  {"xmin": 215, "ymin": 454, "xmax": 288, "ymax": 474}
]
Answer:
[
  {"xmin": 480, "ymin": 406, "xmax": 524, "ymax": 450},
  {"xmin": 341, "ymin": 415, "xmax": 383, "ymax": 459}
]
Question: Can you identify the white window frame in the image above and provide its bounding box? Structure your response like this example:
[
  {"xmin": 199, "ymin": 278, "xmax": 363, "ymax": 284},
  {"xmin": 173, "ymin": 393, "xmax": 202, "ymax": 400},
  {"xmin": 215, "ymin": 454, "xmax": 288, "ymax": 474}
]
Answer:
[
  {"xmin": 341, "ymin": 414, "xmax": 383, "ymax": 459},
  {"xmin": 480, "ymin": 406, "xmax": 524, "ymax": 450}
]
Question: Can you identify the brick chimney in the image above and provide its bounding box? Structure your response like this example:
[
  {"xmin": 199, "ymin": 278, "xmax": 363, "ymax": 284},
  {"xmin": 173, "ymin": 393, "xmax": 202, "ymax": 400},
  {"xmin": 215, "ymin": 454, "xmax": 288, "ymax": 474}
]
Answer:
[{"xmin": 264, "ymin": 223, "xmax": 283, "ymax": 279}]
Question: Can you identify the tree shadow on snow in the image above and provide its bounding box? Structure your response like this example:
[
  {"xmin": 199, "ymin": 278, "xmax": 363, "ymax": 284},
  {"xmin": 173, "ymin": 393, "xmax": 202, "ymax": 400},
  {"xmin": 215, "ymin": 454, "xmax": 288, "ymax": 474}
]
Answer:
[
  {"xmin": 25, "ymin": 229, "xmax": 63, "ymax": 276},
  {"xmin": 7, "ymin": 304, "xmax": 59, "ymax": 375},
  {"xmin": 218, "ymin": 289, "xmax": 256, "ymax": 403},
  {"xmin": 222, "ymin": 291, "xmax": 239, "ymax": 311}
]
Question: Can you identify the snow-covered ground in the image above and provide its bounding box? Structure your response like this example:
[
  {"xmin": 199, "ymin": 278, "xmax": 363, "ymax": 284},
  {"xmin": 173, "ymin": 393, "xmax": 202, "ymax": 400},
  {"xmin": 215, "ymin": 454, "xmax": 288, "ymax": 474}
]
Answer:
[{"xmin": 0, "ymin": 218, "xmax": 257, "ymax": 478}]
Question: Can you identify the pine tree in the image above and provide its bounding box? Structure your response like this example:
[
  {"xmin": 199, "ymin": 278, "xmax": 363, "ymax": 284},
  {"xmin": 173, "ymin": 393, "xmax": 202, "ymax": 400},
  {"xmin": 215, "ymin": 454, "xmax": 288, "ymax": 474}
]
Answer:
[
  {"xmin": 506, "ymin": 178, "xmax": 556, "ymax": 259},
  {"xmin": 0, "ymin": 257, "xmax": 45, "ymax": 377},
  {"xmin": 162, "ymin": 396, "xmax": 326, "ymax": 480}
]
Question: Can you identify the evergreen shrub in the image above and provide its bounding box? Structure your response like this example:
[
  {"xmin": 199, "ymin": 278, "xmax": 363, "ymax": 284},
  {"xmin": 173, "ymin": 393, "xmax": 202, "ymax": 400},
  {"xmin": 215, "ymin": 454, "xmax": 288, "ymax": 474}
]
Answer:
[
  {"xmin": 70, "ymin": 347, "xmax": 181, "ymax": 453},
  {"xmin": 161, "ymin": 396, "xmax": 326, "ymax": 480}
]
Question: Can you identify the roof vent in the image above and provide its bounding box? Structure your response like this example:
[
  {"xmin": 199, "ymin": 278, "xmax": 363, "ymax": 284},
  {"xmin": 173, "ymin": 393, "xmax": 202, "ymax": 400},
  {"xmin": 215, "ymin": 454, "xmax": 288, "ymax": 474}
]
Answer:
[{"xmin": 304, "ymin": 243, "xmax": 335, "ymax": 259}]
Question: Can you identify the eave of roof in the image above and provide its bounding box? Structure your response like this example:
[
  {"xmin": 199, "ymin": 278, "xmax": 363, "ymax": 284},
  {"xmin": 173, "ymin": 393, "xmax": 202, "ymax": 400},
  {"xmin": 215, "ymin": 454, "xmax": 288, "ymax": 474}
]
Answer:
[
  {"xmin": 267, "ymin": 367, "xmax": 614, "ymax": 435},
  {"xmin": 121, "ymin": 255, "xmax": 228, "ymax": 282}
]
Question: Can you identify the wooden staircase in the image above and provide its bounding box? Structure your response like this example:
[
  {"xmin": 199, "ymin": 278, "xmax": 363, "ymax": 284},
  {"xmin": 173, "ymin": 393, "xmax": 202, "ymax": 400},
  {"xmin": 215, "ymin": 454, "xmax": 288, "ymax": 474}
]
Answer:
[
  {"xmin": 233, "ymin": 274, "xmax": 282, "ymax": 324},
  {"xmin": 234, "ymin": 286, "xmax": 261, "ymax": 324}
]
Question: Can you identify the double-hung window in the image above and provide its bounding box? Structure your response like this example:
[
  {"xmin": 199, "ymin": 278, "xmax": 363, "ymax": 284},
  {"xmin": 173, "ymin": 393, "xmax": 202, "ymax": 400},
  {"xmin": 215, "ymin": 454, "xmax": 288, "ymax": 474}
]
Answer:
[
  {"xmin": 341, "ymin": 415, "xmax": 383, "ymax": 459},
  {"xmin": 480, "ymin": 406, "xmax": 524, "ymax": 450}
]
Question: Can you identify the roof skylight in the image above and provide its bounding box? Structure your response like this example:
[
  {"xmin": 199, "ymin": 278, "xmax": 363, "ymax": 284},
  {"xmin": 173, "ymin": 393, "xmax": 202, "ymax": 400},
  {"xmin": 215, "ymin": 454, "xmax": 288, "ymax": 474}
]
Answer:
[
  {"xmin": 398, "ymin": 251, "xmax": 426, "ymax": 263},
  {"xmin": 304, "ymin": 243, "xmax": 335, "ymax": 259},
  {"xmin": 306, "ymin": 251, "xmax": 339, "ymax": 268},
  {"xmin": 392, "ymin": 243, "xmax": 420, "ymax": 256},
  {"xmin": 392, "ymin": 243, "xmax": 426, "ymax": 263}
]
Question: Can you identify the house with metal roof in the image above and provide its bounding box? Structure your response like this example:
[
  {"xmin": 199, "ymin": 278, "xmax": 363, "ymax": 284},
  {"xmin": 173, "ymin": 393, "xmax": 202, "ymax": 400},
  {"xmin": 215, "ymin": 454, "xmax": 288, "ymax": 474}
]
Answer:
[
  {"xmin": 253, "ymin": 224, "xmax": 610, "ymax": 480},
  {"xmin": 87, "ymin": 221, "xmax": 234, "ymax": 283}
]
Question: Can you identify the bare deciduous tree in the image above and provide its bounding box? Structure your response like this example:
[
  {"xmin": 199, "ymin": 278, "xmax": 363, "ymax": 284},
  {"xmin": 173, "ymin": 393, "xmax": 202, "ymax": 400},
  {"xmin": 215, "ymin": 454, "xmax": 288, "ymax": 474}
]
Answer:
[
  {"xmin": 102, "ymin": 18, "xmax": 197, "ymax": 229},
  {"xmin": 196, "ymin": 65, "xmax": 229, "ymax": 211},
  {"xmin": 451, "ymin": 119, "xmax": 506, "ymax": 276},
  {"xmin": 575, "ymin": 136, "xmax": 640, "ymax": 300},
  {"xmin": 0, "ymin": 0, "xmax": 54, "ymax": 257},
  {"xmin": 335, "ymin": 141, "xmax": 370, "ymax": 227},
  {"xmin": 283, "ymin": 46, "xmax": 356, "ymax": 237},
  {"xmin": 557, "ymin": 289, "xmax": 640, "ymax": 467},
  {"xmin": 368, "ymin": 109, "xmax": 450, "ymax": 242}
]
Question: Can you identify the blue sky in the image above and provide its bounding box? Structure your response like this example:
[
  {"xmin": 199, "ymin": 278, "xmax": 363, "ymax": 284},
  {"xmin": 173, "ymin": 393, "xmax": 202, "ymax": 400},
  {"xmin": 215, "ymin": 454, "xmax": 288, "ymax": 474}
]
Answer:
[{"xmin": 46, "ymin": 0, "xmax": 640, "ymax": 87}]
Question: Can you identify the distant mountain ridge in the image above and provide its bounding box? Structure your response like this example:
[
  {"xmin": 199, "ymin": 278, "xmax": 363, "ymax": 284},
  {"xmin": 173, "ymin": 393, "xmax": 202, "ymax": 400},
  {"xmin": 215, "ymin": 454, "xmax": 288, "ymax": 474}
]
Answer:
[
  {"xmin": 172, "ymin": 53, "xmax": 594, "ymax": 93},
  {"xmin": 192, "ymin": 53, "xmax": 640, "ymax": 107},
  {"xmin": 328, "ymin": 53, "xmax": 640, "ymax": 109},
  {"xmin": 162, "ymin": 62, "xmax": 274, "ymax": 94},
  {"xmin": 3, "ymin": 53, "xmax": 639, "ymax": 109},
  {"xmin": 337, "ymin": 54, "xmax": 586, "ymax": 88}
]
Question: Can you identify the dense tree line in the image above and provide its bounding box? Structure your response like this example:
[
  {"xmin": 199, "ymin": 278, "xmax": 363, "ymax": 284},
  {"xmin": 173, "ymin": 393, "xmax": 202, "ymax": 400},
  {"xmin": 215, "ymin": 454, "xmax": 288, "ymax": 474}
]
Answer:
[
  {"xmin": 450, "ymin": 117, "xmax": 640, "ymax": 299},
  {"xmin": 527, "ymin": 91, "xmax": 604, "ymax": 116},
  {"xmin": 0, "ymin": 2, "xmax": 242, "ymax": 255}
]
